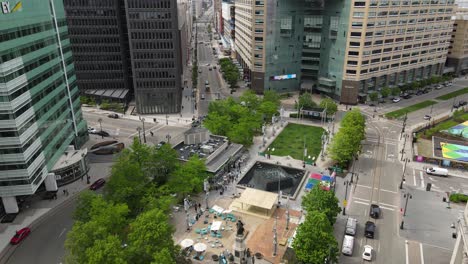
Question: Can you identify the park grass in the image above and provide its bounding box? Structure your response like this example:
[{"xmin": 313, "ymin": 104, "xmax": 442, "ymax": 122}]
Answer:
[
  {"xmin": 267, "ymin": 123, "xmax": 325, "ymax": 160},
  {"xmin": 385, "ymin": 100, "xmax": 437, "ymax": 119},
  {"xmin": 436, "ymin": 87, "xmax": 468, "ymax": 100}
]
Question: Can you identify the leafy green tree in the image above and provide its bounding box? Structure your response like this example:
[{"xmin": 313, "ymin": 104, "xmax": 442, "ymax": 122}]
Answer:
[
  {"xmin": 203, "ymin": 112, "xmax": 232, "ymax": 136},
  {"xmin": 368, "ymin": 91, "xmax": 379, "ymax": 102},
  {"xmin": 302, "ymin": 184, "xmax": 341, "ymax": 224},
  {"xmin": 169, "ymin": 155, "xmax": 208, "ymax": 196},
  {"xmin": 80, "ymin": 96, "xmax": 89, "ymax": 105},
  {"xmin": 85, "ymin": 235, "xmax": 127, "ymax": 264},
  {"xmin": 292, "ymin": 211, "xmax": 339, "ymax": 264},
  {"xmin": 258, "ymin": 101, "xmax": 278, "ymax": 122},
  {"xmin": 411, "ymin": 81, "xmax": 421, "ymax": 91},
  {"xmin": 240, "ymin": 90, "xmax": 260, "ymax": 110},
  {"xmin": 126, "ymin": 208, "xmax": 176, "ymax": 264},
  {"xmin": 298, "ymin": 93, "xmax": 316, "ymax": 109},
  {"xmin": 73, "ymin": 190, "xmax": 99, "ymax": 222},
  {"xmin": 65, "ymin": 197, "xmax": 129, "ymax": 264},
  {"xmin": 319, "ymin": 98, "xmax": 338, "ymax": 115},
  {"xmin": 105, "ymin": 148, "xmax": 149, "ymax": 216},
  {"xmin": 381, "ymin": 87, "xmax": 391, "ymax": 98},
  {"xmin": 391, "ymin": 87, "xmax": 401, "ymax": 97},
  {"xmin": 329, "ymin": 109, "xmax": 365, "ymax": 165},
  {"xmin": 227, "ymin": 122, "xmax": 255, "ymax": 146},
  {"xmin": 263, "ymin": 90, "xmax": 281, "ymax": 107},
  {"xmin": 152, "ymin": 248, "xmax": 177, "ymax": 264},
  {"xmin": 150, "ymin": 144, "xmax": 180, "ymax": 185}
]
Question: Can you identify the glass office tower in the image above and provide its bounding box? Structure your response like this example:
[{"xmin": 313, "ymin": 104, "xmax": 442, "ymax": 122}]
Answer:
[{"xmin": 0, "ymin": 0, "xmax": 87, "ymax": 213}]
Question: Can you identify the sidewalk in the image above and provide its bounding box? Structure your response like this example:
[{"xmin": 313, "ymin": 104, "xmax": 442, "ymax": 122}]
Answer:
[{"xmin": 0, "ymin": 141, "xmax": 113, "ymax": 262}]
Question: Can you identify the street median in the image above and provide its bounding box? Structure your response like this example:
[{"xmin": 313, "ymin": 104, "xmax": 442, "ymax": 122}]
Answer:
[{"xmin": 385, "ymin": 100, "xmax": 437, "ymax": 119}]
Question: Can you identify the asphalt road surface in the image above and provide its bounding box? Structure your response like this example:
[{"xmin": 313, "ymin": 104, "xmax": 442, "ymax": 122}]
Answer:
[{"xmin": 6, "ymin": 199, "xmax": 76, "ymax": 264}]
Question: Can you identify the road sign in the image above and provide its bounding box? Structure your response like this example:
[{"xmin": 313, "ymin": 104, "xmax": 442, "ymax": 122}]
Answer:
[
  {"xmin": 330, "ymin": 166, "xmax": 343, "ymax": 173},
  {"xmin": 343, "ymin": 200, "xmax": 347, "ymax": 207}
]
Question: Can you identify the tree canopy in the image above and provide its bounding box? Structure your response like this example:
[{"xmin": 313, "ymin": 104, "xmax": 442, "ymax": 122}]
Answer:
[
  {"xmin": 66, "ymin": 139, "xmax": 207, "ymax": 263},
  {"xmin": 368, "ymin": 91, "xmax": 379, "ymax": 102},
  {"xmin": 319, "ymin": 98, "xmax": 338, "ymax": 115},
  {"xmin": 329, "ymin": 108, "xmax": 365, "ymax": 165},
  {"xmin": 204, "ymin": 90, "xmax": 280, "ymax": 146},
  {"xmin": 302, "ymin": 184, "xmax": 341, "ymax": 225},
  {"xmin": 292, "ymin": 211, "xmax": 339, "ymax": 264},
  {"xmin": 297, "ymin": 92, "xmax": 316, "ymax": 109}
]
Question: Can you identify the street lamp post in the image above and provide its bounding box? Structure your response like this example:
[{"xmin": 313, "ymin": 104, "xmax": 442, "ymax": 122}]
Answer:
[
  {"xmin": 343, "ymin": 180, "xmax": 351, "ymax": 215},
  {"xmin": 166, "ymin": 134, "xmax": 172, "ymax": 143},
  {"xmin": 140, "ymin": 117, "xmax": 147, "ymax": 143},
  {"xmin": 401, "ymin": 133, "xmax": 408, "ymax": 161},
  {"xmin": 166, "ymin": 114, "xmax": 169, "ymax": 125},
  {"xmin": 399, "ymin": 158, "xmax": 409, "ymax": 189},
  {"xmin": 400, "ymin": 193, "xmax": 413, "ymax": 229},
  {"xmin": 136, "ymin": 127, "xmax": 142, "ymax": 143}
]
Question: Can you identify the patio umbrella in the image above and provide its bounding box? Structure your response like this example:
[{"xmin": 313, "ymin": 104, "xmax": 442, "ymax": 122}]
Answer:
[
  {"xmin": 180, "ymin": 239, "xmax": 194, "ymax": 248},
  {"xmin": 193, "ymin": 243, "xmax": 207, "ymax": 252}
]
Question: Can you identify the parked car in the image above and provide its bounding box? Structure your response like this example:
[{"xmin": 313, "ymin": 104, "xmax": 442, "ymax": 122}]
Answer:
[
  {"xmin": 415, "ymin": 90, "xmax": 424, "ymax": 96},
  {"xmin": 402, "ymin": 93, "xmax": 412, "ymax": 99},
  {"xmin": 156, "ymin": 141, "xmax": 166, "ymax": 148},
  {"xmin": 454, "ymin": 100, "xmax": 467, "ymax": 109},
  {"xmin": 435, "ymin": 84, "xmax": 443, "ymax": 90},
  {"xmin": 88, "ymin": 127, "xmax": 97, "ymax": 134},
  {"xmin": 345, "ymin": 217, "xmax": 357, "ymax": 236},
  {"xmin": 90, "ymin": 178, "xmax": 106, "ymax": 190},
  {"xmin": 392, "ymin": 97, "xmax": 401, "ymax": 103},
  {"xmin": 362, "ymin": 245, "xmax": 373, "ymax": 261},
  {"xmin": 370, "ymin": 204, "xmax": 381, "ymax": 219},
  {"xmin": 108, "ymin": 113, "xmax": 119, "ymax": 119},
  {"xmin": 10, "ymin": 227, "xmax": 31, "ymax": 245},
  {"xmin": 365, "ymin": 221, "xmax": 376, "ymax": 239},
  {"xmin": 423, "ymin": 114, "xmax": 431, "ymax": 120}
]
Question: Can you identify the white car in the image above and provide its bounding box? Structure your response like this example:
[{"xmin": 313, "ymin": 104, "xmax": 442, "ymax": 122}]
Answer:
[
  {"xmin": 362, "ymin": 245, "xmax": 373, "ymax": 261},
  {"xmin": 88, "ymin": 127, "xmax": 97, "ymax": 134},
  {"xmin": 435, "ymin": 84, "xmax": 443, "ymax": 90},
  {"xmin": 423, "ymin": 114, "xmax": 431, "ymax": 120},
  {"xmin": 392, "ymin": 97, "xmax": 401, "ymax": 103}
]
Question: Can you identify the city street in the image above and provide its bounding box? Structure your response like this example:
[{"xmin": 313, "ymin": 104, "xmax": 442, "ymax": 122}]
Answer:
[{"xmin": 196, "ymin": 9, "xmax": 226, "ymax": 116}]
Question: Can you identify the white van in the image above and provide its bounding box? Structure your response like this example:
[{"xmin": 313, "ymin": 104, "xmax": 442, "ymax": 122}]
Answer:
[
  {"xmin": 342, "ymin": 235, "xmax": 354, "ymax": 256},
  {"xmin": 426, "ymin": 167, "xmax": 448, "ymax": 177},
  {"xmin": 345, "ymin": 217, "xmax": 357, "ymax": 236}
]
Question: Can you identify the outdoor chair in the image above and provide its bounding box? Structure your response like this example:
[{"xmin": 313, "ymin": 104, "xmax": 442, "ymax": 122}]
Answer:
[{"xmin": 195, "ymin": 229, "xmax": 201, "ymax": 234}]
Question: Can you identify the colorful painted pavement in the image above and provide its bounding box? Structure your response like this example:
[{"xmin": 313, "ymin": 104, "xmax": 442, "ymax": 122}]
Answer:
[
  {"xmin": 446, "ymin": 121, "xmax": 468, "ymax": 139},
  {"xmin": 304, "ymin": 172, "xmax": 335, "ymax": 191},
  {"xmin": 441, "ymin": 142, "xmax": 468, "ymax": 162}
]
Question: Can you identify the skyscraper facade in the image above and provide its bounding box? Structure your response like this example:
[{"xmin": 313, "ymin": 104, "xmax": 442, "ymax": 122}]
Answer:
[
  {"xmin": 0, "ymin": 0, "xmax": 87, "ymax": 212},
  {"xmin": 65, "ymin": 0, "xmax": 187, "ymax": 114},
  {"xmin": 232, "ymin": 0, "xmax": 456, "ymax": 104},
  {"xmin": 125, "ymin": 0, "xmax": 183, "ymax": 114},
  {"xmin": 64, "ymin": 0, "xmax": 133, "ymax": 104}
]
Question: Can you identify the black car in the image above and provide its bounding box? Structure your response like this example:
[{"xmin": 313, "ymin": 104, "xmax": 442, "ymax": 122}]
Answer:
[
  {"xmin": 365, "ymin": 221, "xmax": 376, "ymax": 239},
  {"xmin": 402, "ymin": 93, "xmax": 412, "ymax": 99},
  {"xmin": 370, "ymin": 204, "xmax": 381, "ymax": 219},
  {"xmin": 415, "ymin": 90, "xmax": 424, "ymax": 96},
  {"xmin": 96, "ymin": 131, "xmax": 110, "ymax": 137},
  {"xmin": 108, "ymin": 113, "xmax": 119, "ymax": 119}
]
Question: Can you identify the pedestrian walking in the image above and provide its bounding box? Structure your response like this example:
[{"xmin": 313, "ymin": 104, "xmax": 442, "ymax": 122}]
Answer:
[
  {"xmin": 63, "ymin": 189, "xmax": 66, "ymax": 195},
  {"xmin": 194, "ymin": 203, "xmax": 198, "ymax": 212},
  {"xmin": 252, "ymin": 256, "xmax": 255, "ymax": 264}
]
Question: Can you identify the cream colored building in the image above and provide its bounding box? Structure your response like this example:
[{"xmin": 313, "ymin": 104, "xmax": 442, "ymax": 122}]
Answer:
[
  {"xmin": 338, "ymin": 0, "xmax": 455, "ymax": 103},
  {"xmin": 446, "ymin": 0, "xmax": 468, "ymax": 75}
]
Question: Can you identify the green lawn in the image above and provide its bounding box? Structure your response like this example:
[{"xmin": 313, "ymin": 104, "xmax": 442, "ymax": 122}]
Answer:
[
  {"xmin": 418, "ymin": 110, "xmax": 468, "ymax": 139},
  {"xmin": 385, "ymin": 100, "xmax": 437, "ymax": 119},
  {"xmin": 267, "ymin": 123, "xmax": 325, "ymax": 160},
  {"xmin": 436, "ymin": 87, "xmax": 468, "ymax": 100}
]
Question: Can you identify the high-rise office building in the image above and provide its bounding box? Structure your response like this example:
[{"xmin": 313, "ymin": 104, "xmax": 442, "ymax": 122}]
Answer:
[
  {"xmin": 64, "ymin": 0, "xmax": 133, "ymax": 104},
  {"xmin": 235, "ymin": 0, "xmax": 304, "ymax": 93},
  {"xmin": 330, "ymin": 0, "xmax": 455, "ymax": 104},
  {"xmin": 125, "ymin": 0, "xmax": 183, "ymax": 114},
  {"xmin": 221, "ymin": 0, "xmax": 235, "ymax": 55},
  {"xmin": 65, "ymin": 0, "xmax": 187, "ymax": 114},
  {"xmin": 232, "ymin": 0, "xmax": 456, "ymax": 104},
  {"xmin": 0, "ymin": 0, "xmax": 87, "ymax": 213},
  {"xmin": 445, "ymin": 0, "xmax": 468, "ymax": 75}
]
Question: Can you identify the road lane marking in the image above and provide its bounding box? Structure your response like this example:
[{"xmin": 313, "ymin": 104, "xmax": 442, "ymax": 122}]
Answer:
[
  {"xmin": 420, "ymin": 171, "xmax": 425, "ymax": 189},
  {"xmin": 379, "ymin": 205, "xmax": 395, "ymax": 211},
  {"xmin": 379, "ymin": 202, "xmax": 397, "ymax": 208},
  {"xmin": 354, "ymin": 200, "xmax": 370, "ymax": 206},
  {"xmin": 413, "ymin": 169, "xmax": 417, "ymax": 187},
  {"xmin": 380, "ymin": 189, "xmax": 398, "ymax": 194},
  {"xmin": 353, "ymin": 197, "xmax": 369, "ymax": 202},
  {"xmin": 420, "ymin": 243, "xmax": 424, "ymax": 264},
  {"xmin": 429, "ymin": 176, "xmax": 438, "ymax": 182},
  {"xmin": 405, "ymin": 240, "xmax": 409, "ymax": 264},
  {"xmin": 59, "ymin": 228, "xmax": 66, "ymax": 238}
]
